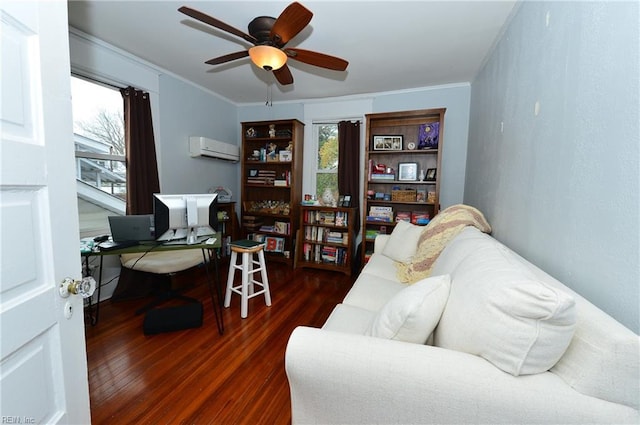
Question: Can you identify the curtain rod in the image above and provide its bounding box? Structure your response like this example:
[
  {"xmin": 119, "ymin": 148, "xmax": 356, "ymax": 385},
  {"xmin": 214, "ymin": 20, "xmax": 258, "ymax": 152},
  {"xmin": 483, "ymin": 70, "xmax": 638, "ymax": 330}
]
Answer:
[
  {"xmin": 71, "ymin": 72, "xmax": 125, "ymax": 91},
  {"xmin": 312, "ymin": 118, "xmax": 362, "ymax": 125}
]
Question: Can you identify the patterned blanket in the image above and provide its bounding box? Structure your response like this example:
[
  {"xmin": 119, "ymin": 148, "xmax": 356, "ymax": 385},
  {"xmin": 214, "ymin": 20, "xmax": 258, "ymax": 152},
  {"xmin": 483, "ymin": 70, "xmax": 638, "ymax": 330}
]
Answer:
[{"xmin": 396, "ymin": 204, "xmax": 491, "ymax": 283}]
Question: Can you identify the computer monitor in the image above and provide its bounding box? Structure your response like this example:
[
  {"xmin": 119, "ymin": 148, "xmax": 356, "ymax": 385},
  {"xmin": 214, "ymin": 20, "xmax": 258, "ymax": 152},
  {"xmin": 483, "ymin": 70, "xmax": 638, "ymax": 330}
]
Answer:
[{"xmin": 153, "ymin": 193, "xmax": 219, "ymax": 244}]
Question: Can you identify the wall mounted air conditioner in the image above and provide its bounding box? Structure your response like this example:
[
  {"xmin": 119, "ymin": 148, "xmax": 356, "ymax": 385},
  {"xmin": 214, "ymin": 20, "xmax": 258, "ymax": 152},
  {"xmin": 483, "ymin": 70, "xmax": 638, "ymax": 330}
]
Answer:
[{"xmin": 189, "ymin": 136, "xmax": 240, "ymax": 162}]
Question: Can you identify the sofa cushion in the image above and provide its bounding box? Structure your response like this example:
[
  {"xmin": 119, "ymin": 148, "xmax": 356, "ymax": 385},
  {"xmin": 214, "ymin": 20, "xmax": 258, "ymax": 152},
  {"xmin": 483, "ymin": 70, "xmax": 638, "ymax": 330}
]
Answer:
[
  {"xmin": 381, "ymin": 220, "xmax": 424, "ymax": 263},
  {"xmin": 343, "ymin": 270, "xmax": 406, "ymax": 312},
  {"xmin": 322, "ymin": 304, "xmax": 376, "ymax": 335},
  {"xmin": 360, "ymin": 251, "xmax": 399, "ymax": 283},
  {"xmin": 434, "ymin": 236, "xmax": 576, "ymax": 376},
  {"xmin": 367, "ymin": 274, "xmax": 450, "ymax": 344}
]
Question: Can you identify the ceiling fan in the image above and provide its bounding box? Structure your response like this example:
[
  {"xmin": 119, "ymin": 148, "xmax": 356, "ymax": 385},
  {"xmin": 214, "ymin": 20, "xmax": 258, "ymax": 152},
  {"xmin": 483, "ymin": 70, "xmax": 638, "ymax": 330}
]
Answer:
[{"xmin": 178, "ymin": 2, "xmax": 349, "ymax": 86}]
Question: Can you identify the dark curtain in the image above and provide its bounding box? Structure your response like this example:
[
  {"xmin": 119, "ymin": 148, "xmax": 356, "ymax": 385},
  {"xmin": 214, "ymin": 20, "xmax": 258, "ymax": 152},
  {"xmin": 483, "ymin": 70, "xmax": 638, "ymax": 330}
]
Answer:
[
  {"xmin": 121, "ymin": 87, "xmax": 160, "ymax": 215},
  {"xmin": 338, "ymin": 120, "xmax": 360, "ymax": 230}
]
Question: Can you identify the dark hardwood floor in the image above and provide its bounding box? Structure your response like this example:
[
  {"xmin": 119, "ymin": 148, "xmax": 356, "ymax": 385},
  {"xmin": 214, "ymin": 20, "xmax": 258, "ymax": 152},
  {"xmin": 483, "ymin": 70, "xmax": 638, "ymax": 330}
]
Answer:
[{"xmin": 84, "ymin": 261, "xmax": 355, "ymax": 424}]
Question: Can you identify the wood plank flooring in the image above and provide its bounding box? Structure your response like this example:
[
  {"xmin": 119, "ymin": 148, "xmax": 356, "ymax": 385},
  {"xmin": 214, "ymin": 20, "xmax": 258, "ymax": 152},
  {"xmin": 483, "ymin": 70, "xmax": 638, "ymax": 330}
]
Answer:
[{"xmin": 84, "ymin": 261, "xmax": 355, "ymax": 424}]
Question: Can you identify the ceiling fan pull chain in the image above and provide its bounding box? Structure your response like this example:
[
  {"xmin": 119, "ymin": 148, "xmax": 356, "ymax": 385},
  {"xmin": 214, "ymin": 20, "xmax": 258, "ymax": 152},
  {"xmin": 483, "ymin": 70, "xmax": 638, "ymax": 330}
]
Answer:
[{"xmin": 265, "ymin": 84, "xmax": 273, "ymax": 107}]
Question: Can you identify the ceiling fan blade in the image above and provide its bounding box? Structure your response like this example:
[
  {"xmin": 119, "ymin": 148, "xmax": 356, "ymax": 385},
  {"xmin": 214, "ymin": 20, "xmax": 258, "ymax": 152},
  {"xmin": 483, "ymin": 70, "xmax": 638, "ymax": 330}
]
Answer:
[
  {"xmin": 178, "ymin": 6, "xmax": 257, "ymax": 45},
  {"xmin": 205, "ymin": 51, "xmax": 249, "ymax": 65},
  {"xmin": 270, "ymin": 2, "xmax": 313, "ymax": 47},
  {"xmin": 285, "ymin": 48, "xmax": 348, "ymax": 71},
  {"xmin": 273, "ymin": 64, "xmax": 294, "ymax": 85}
]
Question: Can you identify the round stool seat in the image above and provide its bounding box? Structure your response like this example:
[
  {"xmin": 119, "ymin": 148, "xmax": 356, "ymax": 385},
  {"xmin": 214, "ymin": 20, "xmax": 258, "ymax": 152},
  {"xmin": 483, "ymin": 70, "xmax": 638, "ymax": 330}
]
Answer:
[
  {"xmin": 230, "ymin": 244, "xmax": 264, "ymax": 254},
  {"xmin": 224, "ymin": 240, "xmax": 271, "ymax": 318}
]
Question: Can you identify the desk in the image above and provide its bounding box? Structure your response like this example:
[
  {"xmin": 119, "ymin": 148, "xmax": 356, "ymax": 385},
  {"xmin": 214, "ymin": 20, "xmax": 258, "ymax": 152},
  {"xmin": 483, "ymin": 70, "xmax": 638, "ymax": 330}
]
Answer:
[{"xmin": 83, "ymin": 239, "xmax": 224, "ymax": 335}]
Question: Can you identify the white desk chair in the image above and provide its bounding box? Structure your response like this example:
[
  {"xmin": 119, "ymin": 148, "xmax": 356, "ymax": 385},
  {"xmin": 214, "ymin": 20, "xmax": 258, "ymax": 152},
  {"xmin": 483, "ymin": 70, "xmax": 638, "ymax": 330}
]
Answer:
[{"xmin": 120, "ymin": 250, "xmax": 209, "ymax": 314}]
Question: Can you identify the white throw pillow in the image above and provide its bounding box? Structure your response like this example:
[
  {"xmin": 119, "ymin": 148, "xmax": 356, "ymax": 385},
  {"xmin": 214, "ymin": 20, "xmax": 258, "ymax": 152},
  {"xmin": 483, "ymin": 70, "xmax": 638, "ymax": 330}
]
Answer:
[
  {"xmin": 434, "ymin": 241, "xmax": 576, "ymax": 376},
  {"xmin": 381, "ymin": 220, "xmax": 424, "ymax": 263},
  {"xmin": 366, "ymin": 274, "xmax": 451, "ymax": 344}
]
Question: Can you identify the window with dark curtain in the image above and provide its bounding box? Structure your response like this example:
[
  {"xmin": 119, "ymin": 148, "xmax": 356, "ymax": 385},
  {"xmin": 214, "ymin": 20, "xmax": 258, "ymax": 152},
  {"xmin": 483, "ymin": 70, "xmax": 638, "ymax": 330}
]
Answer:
[
  {"xmin": 337, "ymin": 120, "xmax": 360, "ymax": 229},
  {"xmin": 120, "ymin": 87, "xmax": 160, "ymax": 215}
]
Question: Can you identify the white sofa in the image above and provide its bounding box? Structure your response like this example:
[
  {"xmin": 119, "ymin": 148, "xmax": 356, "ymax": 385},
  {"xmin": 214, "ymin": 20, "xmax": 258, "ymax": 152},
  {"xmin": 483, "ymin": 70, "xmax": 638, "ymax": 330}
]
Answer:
[{"xmin": 285, "ymin": 226, "xmax": 639, "ymax": 424}]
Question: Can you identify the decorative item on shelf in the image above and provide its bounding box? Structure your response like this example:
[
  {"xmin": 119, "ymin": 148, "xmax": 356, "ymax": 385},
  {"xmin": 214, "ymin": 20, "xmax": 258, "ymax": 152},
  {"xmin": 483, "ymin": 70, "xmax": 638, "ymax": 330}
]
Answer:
[
  {"xmin": 339, "ymin": 195, "xmax": 352, "ymax": 207},
  {"xmin": 391, "ymin": 189, "xmax": 417, "ymax": 202},
  {"xmin": 246, "ymin": 127, "xmax": 256, "ymax": 138},
  {"xmin": 210, "ymin": 186, "xmax": 233, "ymax": 202},
  {"xmin": 407, "ymin": 141, "xmax": 417, "ymax": 150},
  {"xmin": 425, "ymin": 168, "xmax": 437, "ymax": 181},
  {"xmin": 279, "ymin": 150, "xmax": 292, "ymax": 162},
  {"xmin": 266, "ymin": 142, "xmax": 278, "ymax": 161},
  {"xmin": 427, "ymin": 191, "xmax": 437, "ymax": 203},
  {"xmin": 398, "ymin": 162, "xmax": 419, "ymax": 181},
  {"xmin": 244, "ymin": 200, "xmax": 290, "ymax": 215},
  {"xmin": 416, "ymin": 189, "xmax": 426, "ymax": 203},
  {"xmin": 373, "ymin": 135, "xmax": 403, "ymax": 151},
  {"xmin": 269, "ymin": 124, "xmax": 276, "ymax": 138},
  {"xmin": 419, "ymin": 169, "xmax": 425, "ymax": 181},
  {"xmin": 418, "ymin": 122, "xmax": 439, "ymax": 150},
  {"xmin": 321, "ymin": 187, "xmax": 338, "ymax": 207}
]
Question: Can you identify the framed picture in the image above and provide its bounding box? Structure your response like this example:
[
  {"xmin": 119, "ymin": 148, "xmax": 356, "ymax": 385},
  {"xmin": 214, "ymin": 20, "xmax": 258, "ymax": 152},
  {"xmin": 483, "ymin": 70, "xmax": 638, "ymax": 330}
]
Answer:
[
  {"xmin": 398, "ymin": 162, "xmax": 419, "ymax": 181},
  {"xmin": 279, "ymin": 150, "xmax": 292, "ymax": 162},
  {"xmin": 343, "ymin": 195, "xmax": 352, "ymax": 207},
  {"xmin": 338, "ymin": 195, "xmax": 345, "ymax": 207},
  {"xmin": 373, "ymin": 135, "xmax": 403, "ymax": 151},
  {"xmin": 425, "ymin": 168, "xmax": 437, "ymax": 181}
]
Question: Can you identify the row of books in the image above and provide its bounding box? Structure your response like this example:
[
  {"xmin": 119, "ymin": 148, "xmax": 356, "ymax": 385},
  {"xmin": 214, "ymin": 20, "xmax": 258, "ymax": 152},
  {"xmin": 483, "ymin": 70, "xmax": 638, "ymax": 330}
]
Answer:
[
  {"xmin": 302, "ymin": 243, "xmax": 349, "ymax": 265},
  {"xmin": 365, "ymin": 206, "xmax": 431, "ymax": 225},
  {"xmin": 396, "ymin": 211, "xmax": 431, "ymax": 225},
  {"xmin": 303, "ymin": 210, "xmax": 349, "ymax": 227},
  {"xmin": 257, "ymin": 221, "xmax": 290, "ymax": 235},
  {"xmin": 303, "ymin": 226, "xmax": 349, "ymax": 245}
]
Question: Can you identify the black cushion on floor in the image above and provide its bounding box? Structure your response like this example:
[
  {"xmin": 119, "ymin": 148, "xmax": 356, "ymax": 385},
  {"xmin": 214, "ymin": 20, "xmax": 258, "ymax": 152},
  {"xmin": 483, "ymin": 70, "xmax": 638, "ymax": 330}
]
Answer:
[{"xmin": 143, "ymin": 302, "xmax": 203, "ymax": 335}]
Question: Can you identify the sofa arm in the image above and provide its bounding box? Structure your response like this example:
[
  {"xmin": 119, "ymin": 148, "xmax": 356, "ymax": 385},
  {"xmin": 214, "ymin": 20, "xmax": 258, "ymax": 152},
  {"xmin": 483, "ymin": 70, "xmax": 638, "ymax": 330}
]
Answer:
[
  {"xmin": 285, "ymin": 327, "xmax": 638, "ymax": 424},
  {"xmin": 373, "ymin": 234, "xmax": 390, "ymax": 253}
]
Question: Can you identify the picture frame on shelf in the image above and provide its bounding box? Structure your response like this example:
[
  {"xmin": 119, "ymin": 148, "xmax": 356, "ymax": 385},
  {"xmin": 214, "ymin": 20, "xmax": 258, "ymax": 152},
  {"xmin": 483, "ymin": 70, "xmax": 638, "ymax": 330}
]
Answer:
[
  {"xmin": 373, "ymin": 135, "xmax": 403, "ymax": 151},
  {"xmin": 425, "ymin": 168, "xmax": 437, "ymax": 181},
  {"xmin": 343, "ymin": 195, "xmax": 352, "ymax": 207},
  {"xmin": 279, "ymin": 150, "xmax": 292, "ymax": 162},
  {"xmin": 398, "ymin": 162, "xmax": 419, "ymax": 181}
]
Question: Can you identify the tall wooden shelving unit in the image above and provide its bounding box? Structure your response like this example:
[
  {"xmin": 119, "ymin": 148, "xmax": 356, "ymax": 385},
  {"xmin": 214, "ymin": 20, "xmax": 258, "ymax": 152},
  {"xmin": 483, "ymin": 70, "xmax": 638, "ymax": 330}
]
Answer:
[
  {"xmin": 362, "ymin": 108, "xmax": 446, "ymax": 265},
  {"xmin": 240, "ymin": 119, "xmax": 304, "ymax": 266}
]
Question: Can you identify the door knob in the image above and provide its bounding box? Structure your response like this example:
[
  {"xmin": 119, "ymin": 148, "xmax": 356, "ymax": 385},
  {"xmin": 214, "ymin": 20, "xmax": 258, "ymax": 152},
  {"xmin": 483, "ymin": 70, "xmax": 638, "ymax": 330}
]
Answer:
[{"xmin": 59, "ymin": 277, "xmax": 96, "ymax": 298}]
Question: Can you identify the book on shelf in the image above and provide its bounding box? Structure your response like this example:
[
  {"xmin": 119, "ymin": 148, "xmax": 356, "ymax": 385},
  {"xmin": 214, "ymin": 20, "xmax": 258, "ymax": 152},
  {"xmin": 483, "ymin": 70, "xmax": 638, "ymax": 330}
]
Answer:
[
  {"xmin": 395, "ymin": 211, "xmax": 411, "ymax": 222},
  {"xmin": 366, "ymin": 215, "xmax": 392, "ymax": 223},
  {"xmin": 370, "ymin": 173, "xmax": 395, "ymax": 180},
  {"xmin": 273, "ymin": 221, "xmax": 289, "ymax": 235},
  {"xmin": 411, "ymin": 211, "xmax": 431, "ymax": 225},
  {"xmin": 264, "ymin": 236, "xmax": 285, "ymax": 252}
]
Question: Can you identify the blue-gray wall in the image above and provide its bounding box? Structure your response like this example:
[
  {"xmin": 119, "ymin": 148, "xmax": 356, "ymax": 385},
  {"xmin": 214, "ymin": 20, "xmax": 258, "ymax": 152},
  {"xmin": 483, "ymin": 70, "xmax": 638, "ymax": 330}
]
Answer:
[
  {"xmin": 465, "ymin": 2, "xmax": 639, "ymax": 332},
  {"xmin": 157, "ymin": 76, "xmax": 238, "ymax": 198},
  {"xmin": 238, "ymin": 83, "xmax": 471, "ymax": 210}
]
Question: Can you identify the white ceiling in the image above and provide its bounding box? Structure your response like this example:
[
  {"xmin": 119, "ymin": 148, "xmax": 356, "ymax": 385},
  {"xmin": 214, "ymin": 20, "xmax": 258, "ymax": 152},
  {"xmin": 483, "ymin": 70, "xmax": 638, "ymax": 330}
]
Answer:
[{"xmin": 67, "ymin": 1, "xmax": 517, "ymax": 104}]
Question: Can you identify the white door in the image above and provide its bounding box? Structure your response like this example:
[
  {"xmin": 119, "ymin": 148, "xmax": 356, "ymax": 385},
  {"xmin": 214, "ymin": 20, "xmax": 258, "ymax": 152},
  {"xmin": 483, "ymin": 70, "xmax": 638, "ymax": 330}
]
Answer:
[{"xmin": 1, "ymin": 1, "xmax": 91, "ymax": 423}]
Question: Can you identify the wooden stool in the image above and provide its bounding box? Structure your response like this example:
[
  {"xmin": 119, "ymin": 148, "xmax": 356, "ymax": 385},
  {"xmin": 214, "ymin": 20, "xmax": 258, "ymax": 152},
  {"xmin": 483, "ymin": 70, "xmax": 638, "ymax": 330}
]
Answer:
[{"xmin": 224, "ymin": 240, "xmax": 271, "ymax": 318}]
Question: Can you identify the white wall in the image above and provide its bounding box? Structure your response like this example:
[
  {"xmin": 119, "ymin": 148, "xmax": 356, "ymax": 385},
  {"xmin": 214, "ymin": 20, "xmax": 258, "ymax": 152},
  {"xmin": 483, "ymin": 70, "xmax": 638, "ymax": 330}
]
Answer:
[{"xmin": 465, "ymin": 2, "xmax": 639, "ymax": 332}]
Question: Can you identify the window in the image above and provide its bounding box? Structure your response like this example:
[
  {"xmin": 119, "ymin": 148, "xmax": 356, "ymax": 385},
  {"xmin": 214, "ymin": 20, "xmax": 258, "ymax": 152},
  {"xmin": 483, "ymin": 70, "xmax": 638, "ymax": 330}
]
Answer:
[
  {"xmin": 71, "ymin": 75, "xmax": 126, "ymax": 235},
  {"xmin": 314, "ymin": 123, "xmax": 339, "ymax": 206}
]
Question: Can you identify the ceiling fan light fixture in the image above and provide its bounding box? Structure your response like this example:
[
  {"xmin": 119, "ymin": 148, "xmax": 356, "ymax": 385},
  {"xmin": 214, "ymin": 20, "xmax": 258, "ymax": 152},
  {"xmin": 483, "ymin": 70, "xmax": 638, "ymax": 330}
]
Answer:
[{"xmin": 249, "ymin": 45, "xmax": 287, "ymax": 71}]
